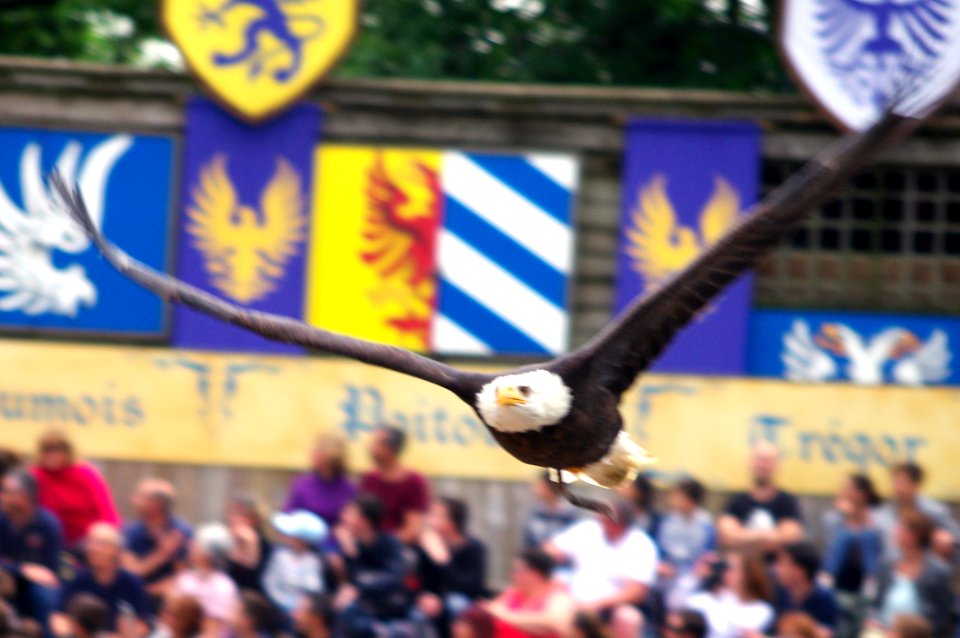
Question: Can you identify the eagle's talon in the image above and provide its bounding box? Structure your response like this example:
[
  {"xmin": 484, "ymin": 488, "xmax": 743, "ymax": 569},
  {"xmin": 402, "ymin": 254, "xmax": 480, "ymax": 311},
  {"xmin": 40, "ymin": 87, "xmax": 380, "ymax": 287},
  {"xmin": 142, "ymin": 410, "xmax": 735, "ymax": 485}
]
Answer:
[{"xmin": 549, "ymin": 470, "xmax": 616, "ymax": 520}]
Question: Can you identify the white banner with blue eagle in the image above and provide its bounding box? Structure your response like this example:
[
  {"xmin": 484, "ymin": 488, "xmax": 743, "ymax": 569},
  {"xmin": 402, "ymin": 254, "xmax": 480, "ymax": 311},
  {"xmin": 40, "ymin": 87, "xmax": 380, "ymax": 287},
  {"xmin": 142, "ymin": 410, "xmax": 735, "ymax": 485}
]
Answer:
[
  {"xmin": 780, "ymin": 0, "xmax": 960, "ymax": 131},
  {"xmin": 434, "ymin": 152, "xmax": 578, "ymax": 356}
]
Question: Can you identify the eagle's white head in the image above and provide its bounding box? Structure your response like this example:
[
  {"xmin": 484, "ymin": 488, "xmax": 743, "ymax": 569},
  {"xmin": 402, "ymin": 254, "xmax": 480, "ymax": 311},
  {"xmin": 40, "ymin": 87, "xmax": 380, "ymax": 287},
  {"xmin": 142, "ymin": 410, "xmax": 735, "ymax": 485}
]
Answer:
[{"xmin": 476, "ymin": 369, "xmax": 572, "ymax": 433}]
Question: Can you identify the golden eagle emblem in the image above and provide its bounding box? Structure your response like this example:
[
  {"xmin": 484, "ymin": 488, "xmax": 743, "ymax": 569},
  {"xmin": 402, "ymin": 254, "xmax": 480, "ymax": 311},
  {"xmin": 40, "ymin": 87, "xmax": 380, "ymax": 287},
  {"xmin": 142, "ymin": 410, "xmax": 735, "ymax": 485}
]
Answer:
[
  {"xmin": 625, "ymin": 174, "xmax": 740, "ymax": 290},
  {"xmin": 187, "ymin": 154, "xmax": 305, "ymax": 304}
]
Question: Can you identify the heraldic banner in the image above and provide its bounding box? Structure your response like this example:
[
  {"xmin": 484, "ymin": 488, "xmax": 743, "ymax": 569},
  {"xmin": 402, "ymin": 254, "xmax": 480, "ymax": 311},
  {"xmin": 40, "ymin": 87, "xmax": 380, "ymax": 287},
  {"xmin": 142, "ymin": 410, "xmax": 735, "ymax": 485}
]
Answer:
[
  {"xmin": 614, "ymin": 119, "xmax": 761, "ymax": 375},
  {"xmin": 0, "ymin": 127, "xmax": 174, "ymax": 337},
  {"xmin": 308, "ymin": 146, "xmax": 578, "ymax": 356},
  {"xmin": 748, "ymin": 309, "xmax": 960, "ymax": 387},
  {"xmin": 173, "ymin": 98, "xmax": 322, "ymax": 353}
]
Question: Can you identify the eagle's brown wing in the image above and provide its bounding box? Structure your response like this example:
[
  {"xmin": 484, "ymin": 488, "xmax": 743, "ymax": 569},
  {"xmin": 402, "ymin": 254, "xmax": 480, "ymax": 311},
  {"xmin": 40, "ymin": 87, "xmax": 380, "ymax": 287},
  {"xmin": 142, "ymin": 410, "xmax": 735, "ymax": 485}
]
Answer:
[
  {"xmin": 49, "ymin": 173, "xmax": 492, "ymax": 403},
  {"xmin": 561, "ymin": 108, "xmax": 926, "ymax": 397}
]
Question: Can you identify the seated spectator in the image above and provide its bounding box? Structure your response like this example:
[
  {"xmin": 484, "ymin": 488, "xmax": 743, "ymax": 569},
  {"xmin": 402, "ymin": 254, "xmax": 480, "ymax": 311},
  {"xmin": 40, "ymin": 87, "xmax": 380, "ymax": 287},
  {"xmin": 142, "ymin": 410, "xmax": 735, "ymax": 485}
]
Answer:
[
  {"xmin": 867, "ymin": 510, "xmax": 953, "ymax": 636},
  {"xmin": 229, "ymin": 591, "xmax": 276, "ymax": 638},
  {"xmin": 775, "ymin": 612, "xmax": 819, "ymax": 638},
  {"xmin": 0, "ymin": 598, "xmax": 42, "ymax": 638},
  {"xmin": 293, "ymin": 593, "xmax": 336, "ymax": 638},
  {"xmin": 225, "ymin": 495, "xmax": 271, "ymax": 594},
  {"xmin": 359, "ymin": 426, "xmax": 430, "ymax": 544},
  {"xmin": 663, "ymin": 609, "xmax": 707, "ymax": 638},
  {"xmin": 820, "ymin": 474, "xmax": 883, "ymax": 638},
  {"xmin": 545, "ymin": 499, "xmax": 656, "ymax": 638},
  {"xmin": 873, "ymin": 463, "xmax": 959, "ymax": 561},
  {"xmin": 60, "ymin": 594, "xmax": 110, "ymax": 638},
  {"xmin": 149, "ymin": 594, "xmax": 204, "ymax": 638},
  {"xmin": 484, "ymin": 548, "xmax": 574, "ymax": 638},
  {"xmin": 657, "ymin": 476, "xmax": 715, "ymax": 610},
  {"xmin": 31, "ymin": 430, "xmax": 120, "ymax": 550},
  {"xmin": 122, "ymin": 479, "xmax": 192, "ymax": 600},
  {"xmin": 285, "ymin": 433, "xmax": 357, "ymax": 530},
  {"xmin": 171, "ymin": 523, "xmax": 239, "ymax": 637},
  {"xmin": 773, "ymin": 542, "xmax": 837, "ymax": 636},
  {"xmin": 417, "ymin": 497, "xmax": 487, "ymax": 623},
  {"xmin": 0, "ymin": 470, "xmax": 62, "ymax": 627},
  {"xmin": 452, "ymin": 606, "xmax": 495, "ymax": 638},
  {"xmin": 687, "ymin": 550, "xmax": 774, "ymax": 638},
  {"xmin": 620, "ymin": 473, "xmax": 662, "ymax": 539},
  {"xmin": 51, "ymin": 523, "xmax": 151, "ymax": 637},
  {"xmin": 521, "ymin": 472, "xmax": 579, "ymax": 550},
  {"xmin": 889, "ymin": 614, "xmax": 931, "ymax": 638},
  {"xmin": 262, "ymin": 510, "xmax": 326, "ymax": 615},
  {"xmin": 717, "ymin": 442, "xmax": 803, "ymax": 555},
  {"xmin": 0, "ymin": 449, "xmax": 20, "ymax": 479},
  {"xmin": 330, "ymin": 495, "xmax": 412, "ymax": 636}
]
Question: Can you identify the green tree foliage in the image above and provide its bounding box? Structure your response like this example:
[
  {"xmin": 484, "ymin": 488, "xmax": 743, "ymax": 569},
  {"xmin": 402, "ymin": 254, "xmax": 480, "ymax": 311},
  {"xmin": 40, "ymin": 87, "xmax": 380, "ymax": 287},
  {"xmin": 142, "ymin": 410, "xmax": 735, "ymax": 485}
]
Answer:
[
  {"xmin": 0, "ymin": 0, "xmax": 158, "ymax": 64},
  {"xmin": 0, "ymin": 0, "xmax": 791, "ymax": 91}
]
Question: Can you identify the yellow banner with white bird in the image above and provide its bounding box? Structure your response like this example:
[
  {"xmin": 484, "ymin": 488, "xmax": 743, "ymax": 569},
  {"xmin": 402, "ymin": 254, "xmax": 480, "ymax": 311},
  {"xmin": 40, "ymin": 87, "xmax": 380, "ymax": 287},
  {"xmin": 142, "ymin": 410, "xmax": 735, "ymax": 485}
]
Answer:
[{"xmin": 0, "ymin": 339, "xmax": 957, "ymax": 498}]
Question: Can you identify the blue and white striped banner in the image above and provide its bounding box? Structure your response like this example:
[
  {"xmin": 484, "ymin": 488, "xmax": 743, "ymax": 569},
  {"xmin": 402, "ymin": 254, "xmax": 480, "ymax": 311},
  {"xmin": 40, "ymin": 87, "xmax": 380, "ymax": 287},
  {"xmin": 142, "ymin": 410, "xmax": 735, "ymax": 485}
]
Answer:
[{"xmin": 434, "ymin": 152, "xmax": 578, "ymax": 356}]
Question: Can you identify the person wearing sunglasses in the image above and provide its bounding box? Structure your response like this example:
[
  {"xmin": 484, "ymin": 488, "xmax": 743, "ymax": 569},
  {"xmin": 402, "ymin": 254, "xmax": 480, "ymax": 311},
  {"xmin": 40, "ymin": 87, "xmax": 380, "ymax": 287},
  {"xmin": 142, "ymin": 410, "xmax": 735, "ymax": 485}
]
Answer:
[{"xmin": 663, "ymin": 609, "xmax": 707, "ymax": 638}]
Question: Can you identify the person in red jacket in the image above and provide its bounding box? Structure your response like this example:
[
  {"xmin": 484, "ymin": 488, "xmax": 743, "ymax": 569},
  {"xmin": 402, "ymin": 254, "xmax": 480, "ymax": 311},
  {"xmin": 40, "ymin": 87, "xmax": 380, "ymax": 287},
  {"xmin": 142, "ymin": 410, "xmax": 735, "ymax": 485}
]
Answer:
[{"xmin": 30, "ymin": 430, "xmax": 120, "ymax": 548}]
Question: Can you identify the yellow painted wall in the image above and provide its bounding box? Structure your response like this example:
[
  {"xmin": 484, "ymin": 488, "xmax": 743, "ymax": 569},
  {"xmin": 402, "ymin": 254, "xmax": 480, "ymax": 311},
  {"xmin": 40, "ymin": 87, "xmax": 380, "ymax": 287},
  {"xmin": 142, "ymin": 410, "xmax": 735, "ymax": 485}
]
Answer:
[{"xmin": 1, "ymin": 340, "xmax": 957, "ymax": 498}]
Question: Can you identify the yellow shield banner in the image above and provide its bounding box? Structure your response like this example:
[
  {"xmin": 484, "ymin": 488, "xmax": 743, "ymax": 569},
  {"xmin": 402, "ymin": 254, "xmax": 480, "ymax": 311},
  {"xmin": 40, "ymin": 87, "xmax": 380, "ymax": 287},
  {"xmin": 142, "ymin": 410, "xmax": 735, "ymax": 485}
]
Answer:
[{"xmin": 162, "ymin": 0, "xmax": 359, "ymax": 122}]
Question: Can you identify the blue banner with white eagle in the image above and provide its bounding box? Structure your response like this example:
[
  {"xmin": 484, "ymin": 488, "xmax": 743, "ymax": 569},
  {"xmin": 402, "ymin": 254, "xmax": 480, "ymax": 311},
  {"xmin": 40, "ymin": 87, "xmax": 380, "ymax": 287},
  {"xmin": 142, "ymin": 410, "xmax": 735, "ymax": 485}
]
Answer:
[
  {"xmin": 0, "ymin": 127, "xmax": 174, "ymax": 336},
  {"xmin": 613, "ymin": 119, "xmax": 761, "ymax": 375},
  {"xmin": 748, "ymin": 309, "xmax": 958, "ymax": 387},
  {"xmin": 434, "ymin": 152, "xmax": 578, "ymax": 356},
  {"xmin": 172, "ymin": 98, "xmax": 321, "ymax": 353}
]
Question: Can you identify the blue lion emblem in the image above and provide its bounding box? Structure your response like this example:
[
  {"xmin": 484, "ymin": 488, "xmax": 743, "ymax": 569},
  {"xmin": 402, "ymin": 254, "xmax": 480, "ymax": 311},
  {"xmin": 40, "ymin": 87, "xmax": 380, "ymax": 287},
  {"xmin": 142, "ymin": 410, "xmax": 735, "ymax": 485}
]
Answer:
[
  {"xmin": 199, "ymin": 0, "xmax": 326, "ymax": 83},
  {"xmin": 816, "ymin": 0, "xmax": 953, "ymax": 111}
]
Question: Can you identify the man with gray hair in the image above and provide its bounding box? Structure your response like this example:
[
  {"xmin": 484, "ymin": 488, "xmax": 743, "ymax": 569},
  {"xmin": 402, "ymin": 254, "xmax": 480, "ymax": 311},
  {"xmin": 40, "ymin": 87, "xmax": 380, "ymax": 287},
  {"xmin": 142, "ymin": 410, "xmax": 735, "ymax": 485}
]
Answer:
[
  {"xmin": 0, "ymin": 470, "xmax": 63, "ymax": 628},
  {"xmin": 122, "ymin": 478, "xmax": 192, "ymax": 600},
  {"xmin": 51, "ymin": 522, "xmax": 151, "ymax": 637}
]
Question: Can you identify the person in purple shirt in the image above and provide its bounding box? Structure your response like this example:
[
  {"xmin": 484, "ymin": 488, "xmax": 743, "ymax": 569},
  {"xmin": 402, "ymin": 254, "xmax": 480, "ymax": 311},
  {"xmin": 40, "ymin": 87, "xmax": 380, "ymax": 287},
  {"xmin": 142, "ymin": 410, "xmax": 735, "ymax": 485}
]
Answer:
[{"xmin": 285, "ymin": 433, "xmax": 357, "ymax": 529}]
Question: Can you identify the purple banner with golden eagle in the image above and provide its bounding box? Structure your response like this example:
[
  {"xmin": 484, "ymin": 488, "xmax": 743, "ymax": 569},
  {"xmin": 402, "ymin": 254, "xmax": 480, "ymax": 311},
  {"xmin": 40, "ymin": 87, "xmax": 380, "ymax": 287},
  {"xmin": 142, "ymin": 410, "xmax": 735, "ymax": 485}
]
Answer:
[
  {"xmin": 614, "ymin": 119, "xmax": 761, "ymax": 375},
  {"xmin": 172, "ymin": 97, "xmax": 322, "ymax": 353}
]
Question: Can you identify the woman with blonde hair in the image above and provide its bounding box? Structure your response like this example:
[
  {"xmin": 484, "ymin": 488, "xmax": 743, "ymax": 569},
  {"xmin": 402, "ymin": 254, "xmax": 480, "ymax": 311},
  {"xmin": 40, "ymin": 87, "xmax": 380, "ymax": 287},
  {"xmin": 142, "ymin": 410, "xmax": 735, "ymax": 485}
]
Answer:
[
  {"xmin": 30, "ymin": 429, "xmax": 119, "ymax": 548},
  {"xmin": 284, "ymin": 431, "xmax": 356, "ymax": 528}
]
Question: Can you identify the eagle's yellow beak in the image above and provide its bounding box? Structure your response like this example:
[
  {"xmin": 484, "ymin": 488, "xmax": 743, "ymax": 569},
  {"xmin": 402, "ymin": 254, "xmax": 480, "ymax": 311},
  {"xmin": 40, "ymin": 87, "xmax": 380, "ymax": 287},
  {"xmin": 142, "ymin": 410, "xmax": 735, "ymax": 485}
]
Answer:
[{"xmin": 496, "ymin": 386, "xmax": 527, "ymax": 407}]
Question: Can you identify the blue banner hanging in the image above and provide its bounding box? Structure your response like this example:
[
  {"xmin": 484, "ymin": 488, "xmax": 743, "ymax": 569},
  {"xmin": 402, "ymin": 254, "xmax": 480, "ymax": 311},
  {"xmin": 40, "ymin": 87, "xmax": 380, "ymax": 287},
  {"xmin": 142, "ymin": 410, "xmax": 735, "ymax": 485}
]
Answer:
[
  {"xmin": 173, "ymin": 97, "xmax": 321, "ymax": 353},
  {"xmin": 614, "ymin": 119, "xmax": 761, "ymax": 375},
  {"xmin": 748, "ymin": 309, "xmax": 958, "ymax": 387}
]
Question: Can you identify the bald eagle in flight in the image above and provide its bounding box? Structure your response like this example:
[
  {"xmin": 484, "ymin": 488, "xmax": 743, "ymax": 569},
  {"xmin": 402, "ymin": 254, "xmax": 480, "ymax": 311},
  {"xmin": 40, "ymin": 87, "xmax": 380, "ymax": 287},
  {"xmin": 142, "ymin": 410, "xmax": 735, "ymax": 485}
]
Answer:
[{"xmin": 50, "ymin": 98, "xmax": 952, "ymax": 514}]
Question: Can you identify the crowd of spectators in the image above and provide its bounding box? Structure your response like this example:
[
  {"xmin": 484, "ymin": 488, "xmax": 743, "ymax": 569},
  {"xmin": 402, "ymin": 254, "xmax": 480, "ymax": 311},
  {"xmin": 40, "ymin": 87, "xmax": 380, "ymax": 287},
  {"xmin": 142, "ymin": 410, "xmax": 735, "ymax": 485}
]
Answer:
[{"xmin": 0, "ymin": 429, "xmax": 954, "ymax": 638}]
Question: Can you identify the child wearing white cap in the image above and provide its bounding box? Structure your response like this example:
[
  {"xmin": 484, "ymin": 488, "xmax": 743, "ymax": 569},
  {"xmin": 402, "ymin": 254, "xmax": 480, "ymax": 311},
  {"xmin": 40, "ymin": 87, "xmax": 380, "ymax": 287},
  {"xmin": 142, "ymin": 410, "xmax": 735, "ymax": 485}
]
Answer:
[{"xmin": 262, "ymin": 510, "xmax": 327, "ymax": 615}]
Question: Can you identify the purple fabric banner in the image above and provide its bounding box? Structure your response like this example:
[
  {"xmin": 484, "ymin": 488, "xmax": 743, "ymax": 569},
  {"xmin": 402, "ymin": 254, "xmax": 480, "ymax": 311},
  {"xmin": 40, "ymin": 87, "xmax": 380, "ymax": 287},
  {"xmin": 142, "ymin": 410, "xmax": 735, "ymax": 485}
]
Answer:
[
  {"xmin": 614, "ymin": 119, "xmax": 761, "ymax": 375},
  {"xmin": 173, "ymin": 98, "xmax": 321, "ymax": 353}
]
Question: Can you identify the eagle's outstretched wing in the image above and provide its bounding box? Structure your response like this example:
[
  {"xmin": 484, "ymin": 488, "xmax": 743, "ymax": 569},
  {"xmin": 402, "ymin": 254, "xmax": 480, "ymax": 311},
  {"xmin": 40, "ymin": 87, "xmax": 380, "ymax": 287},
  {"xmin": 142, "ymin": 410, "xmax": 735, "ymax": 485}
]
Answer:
[
  {"xmin": 699, "ymin": 176, "xmax": 739, "ymax": 246},
  {"xmin": 186, "ymin": 154, "xmax": 240, "ymax": 270},
  {"xmin": 257, "ymin": 157, "xmax": 305, "ymax": 263},
  {"xmin": 563, "ymin": 107, "xmax": 923, "ymax": 396},
  {"xmin": 51, "ymin": 173, "xmax": 492, "ymax": 402},
  {"xmin": 624, "ymin": 175, "xmax": 690, "ymax": 284}
]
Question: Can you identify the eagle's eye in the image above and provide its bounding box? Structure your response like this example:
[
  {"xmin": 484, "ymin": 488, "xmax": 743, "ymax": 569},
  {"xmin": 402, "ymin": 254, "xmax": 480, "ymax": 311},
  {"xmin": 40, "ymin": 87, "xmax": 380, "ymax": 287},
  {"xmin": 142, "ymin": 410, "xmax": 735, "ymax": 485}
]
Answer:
[{"xmin": 518, "ymin": 385, "xmax": 531, "ymax": 397}]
